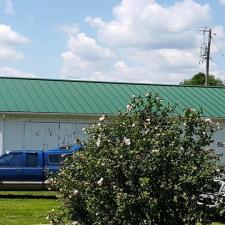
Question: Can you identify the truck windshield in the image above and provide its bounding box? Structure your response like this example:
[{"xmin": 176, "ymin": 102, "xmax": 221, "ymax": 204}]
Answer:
[{"xmin": 0, "ymin": 153, "xmax": 22, "ymax": 167}]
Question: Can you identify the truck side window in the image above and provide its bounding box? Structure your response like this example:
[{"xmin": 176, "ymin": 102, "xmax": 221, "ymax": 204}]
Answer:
[
  {"xmin": 25, "ymin": 153, "xmax": 38, "ymax": 167},
  {"xmin": 0, "ymin": 153, "xmax": 22, "ymax": 167},
  {"xmin": 48, "ymin": 154, "xmax": 63, "ymax": 164}
]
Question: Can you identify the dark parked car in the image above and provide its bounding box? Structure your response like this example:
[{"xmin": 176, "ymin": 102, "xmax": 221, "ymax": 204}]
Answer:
[{"xmin": 197, "ymin": 179, "xmax": 225, "ymax": 208}]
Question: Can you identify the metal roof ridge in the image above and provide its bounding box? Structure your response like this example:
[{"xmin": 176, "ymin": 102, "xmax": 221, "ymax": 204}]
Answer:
[{"xmin": 0, "ymin": 76, "xmax": 225, "ymax": 89}]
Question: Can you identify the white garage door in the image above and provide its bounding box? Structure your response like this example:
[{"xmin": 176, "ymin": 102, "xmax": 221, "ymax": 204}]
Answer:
[{"xmin": 3, "ymin": 121, "xmax": 89, "ymax": 152}]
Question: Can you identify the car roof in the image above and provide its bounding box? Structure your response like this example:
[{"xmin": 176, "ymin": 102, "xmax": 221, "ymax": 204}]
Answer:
[{"xmin": 3, "ymin": 144, "xmax": 82, "ymax": 155}]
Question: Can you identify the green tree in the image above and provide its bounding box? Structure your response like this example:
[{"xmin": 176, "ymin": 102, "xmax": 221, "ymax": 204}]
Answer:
[
  {"xmin": 49, "ymin": 93, "xmax": 222, "ymax": 225},
  {"xmin": 180, "ymin": 72, "xmax": 224, "ymax": 86}
]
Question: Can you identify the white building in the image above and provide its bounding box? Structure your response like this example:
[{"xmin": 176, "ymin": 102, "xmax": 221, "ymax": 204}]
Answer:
[{"xmin": 0, "ymin": 77, "xmax": 225, "ymax": 161}]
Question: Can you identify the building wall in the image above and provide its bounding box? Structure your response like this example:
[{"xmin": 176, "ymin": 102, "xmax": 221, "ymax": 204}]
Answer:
[
  {"xmin": 0, "ymin": 114, "xmax": 95, "ymax": 155},
  {"xmin": 0, "ymin": 120, "xmax": 4, "ymax": 155},
  {"xmin": 0, "ymin": 114, "xmax": 225, "ymax": 164},
  {"xmin": 211, "ymin": 121, "xmax": 225, "ymax": 163}
]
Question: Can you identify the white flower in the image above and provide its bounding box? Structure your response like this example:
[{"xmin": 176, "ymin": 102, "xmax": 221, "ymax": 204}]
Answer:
[
  {"xmin": 123, "ymin": 137, "xmax": 131, "ymax": 146},
  {"xmin": 82, "ymin": 128, "xmax": 86, "ymax": 131},
  {"xmin": 146, "ymin": 118, "xmax": 151, "ymax": 122},
  {"xmin": 145, "ymin": 129, "xmax": 149, "ymax": 134},
  {"xmin": 47, "ymin": 178, "xmax": 52, "ymax": 184},
  {"xmin": 132, "ymin": 95, "xmax": 136, "ymax": 98},
  {"xmin": 204, "ymin": 118, "xmax": 212, "ymax": 124},
  {"xmin": 71, "ymin": 221, "xmax": 79, "ymax": 225},
  {"xmin": 146, "ymin": 93, "xmax": 149, "ymax": 97},
  {"xmin": 73, "ymin": 189, "xmax": 79, "ymax": 196},
  {"xmin": 126, "ymin": 104, "xmax": 132, "ymax": 111},
  {"xmin": 152, "ymin": 149, "xmax": 159, "ymax": 153},
  {"xmin": 97, "ymin": 123, "xmax": 101, "ymax": 126},
  {"xmin": 216, "ymin": 122, "xmax": 220, "ymax": 129},
  {"xmin": 97, "ymin": 177, "xmax": 104, "ymax": 186},
  {"xmin": 132, "ymin": 123, "xmax": 135, "ymax": 127},
  {"xmin": 99, "ymin": 114, "xmax": 106, "ymax": 121},
  {"xmin": 96, "ymin": 137, "xmax": 101, "ymax": 147}
]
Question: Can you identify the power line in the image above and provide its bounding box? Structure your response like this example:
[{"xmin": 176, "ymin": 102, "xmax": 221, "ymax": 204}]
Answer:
[
  {"xmin": 3, "ymin": 46, "xmax": 199, "ymax": 60},
  {"xmin": 0, "ymin": 14, "xmax": 76, "ymax": 23},
  {"xmin": 0, "ymin": 13, "xmax": 199, "ymax": 32},
  {"xmin": 212, "ymin": 37, "xmax": 225, "ymax": 61},
  {"xmin": 211, "ymin": 58, "xmax": 225, "ymax": 71}
]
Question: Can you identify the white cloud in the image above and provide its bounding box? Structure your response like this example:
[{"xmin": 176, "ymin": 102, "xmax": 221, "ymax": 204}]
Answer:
[
  {"xmin": 220, "ymin": 0, "xmax": 225, "ymax": 5},
  {"xmin": 59, "ymin": 23, "xmax": 80, "ymax": 36},
  {"xmin": 4, "ymin": 0, "xmax": 14, "ymax": 15},
  {"xmin": 0, "ymin": 24, "xmax": 30, "ymax": 60},
  {"xmin": 61, "ymin": 32, "xmax": 114, "ymax": 79},
  {"xmin": 87, "ymin": 0, "xmax": 210, "ymax": 49},
  {"xmin": 0, "ymin": 48, "xmax": 24, "ymax": 60},
  {"xmin": 0, "ymin": 67, "xmax": 36, "ymax": 78},
  {"xmin": 66, "ymin": 33, "xmax": 113, "ymax": 61},
  {"xmin": 0, "ymin": 25, "xmax": 29, "ymax": 45},
  {"xmin": 61, "ymin": 0, "xmax": 225, "ymax": 84}
]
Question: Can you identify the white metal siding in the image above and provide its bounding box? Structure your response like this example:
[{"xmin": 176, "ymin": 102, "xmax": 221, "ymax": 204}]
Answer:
[
  {"xmin": 2, "ymin": 118, "xmax": 225, "ymax": 163},
  {"xmin": 3, "ymin": 120, "xmax": 89, "ymax": 152},
  {"xmin": 0, "ymin": 120, "xmax": 4, "ymax": 155},
  {"xmin": 4, "ymin": 121, "xmax": 25, "ymax": 151},
  {"xmin": 211, "ymin": 125, "xmax": 225, "ymax": 163}
]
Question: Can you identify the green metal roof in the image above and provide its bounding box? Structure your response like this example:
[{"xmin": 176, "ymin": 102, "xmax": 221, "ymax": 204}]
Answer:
[{"xmin": 0, "ymin": 77, "xmax": 225, "ymax": 118}]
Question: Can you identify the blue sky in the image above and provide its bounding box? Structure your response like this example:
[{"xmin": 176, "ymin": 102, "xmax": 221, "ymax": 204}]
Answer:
[{"xmin": 0, "ymin": 0, "xmax": 225, "ymax": 84}]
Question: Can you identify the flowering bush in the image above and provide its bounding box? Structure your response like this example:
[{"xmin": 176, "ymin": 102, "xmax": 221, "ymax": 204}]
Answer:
[{"xmin": 49, "ymin": 93, "xmax": 222, "ymax": 225}]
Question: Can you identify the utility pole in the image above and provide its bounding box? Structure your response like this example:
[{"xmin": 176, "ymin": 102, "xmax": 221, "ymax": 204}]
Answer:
[
  {"xmin": 199, "ymin": 28, "xmax": 212, "ymax": 86},
  {"xmin": 205, "ymin": 28, "xmax": 212, "ymax": 86}
]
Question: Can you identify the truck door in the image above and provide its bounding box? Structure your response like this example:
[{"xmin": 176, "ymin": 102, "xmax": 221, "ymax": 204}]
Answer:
[
  {"xmin": 22, "ymin": 152, "xmax": 44, "ymax": 190},
  {"xmin": 0, "ymin": 152, "xmax": 22, "ymax": 189}
]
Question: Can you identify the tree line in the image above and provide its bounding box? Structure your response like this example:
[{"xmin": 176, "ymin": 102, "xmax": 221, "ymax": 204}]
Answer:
[{"xmin": 180, "ymin": 72, "xmax": 224, "ymax": 86}]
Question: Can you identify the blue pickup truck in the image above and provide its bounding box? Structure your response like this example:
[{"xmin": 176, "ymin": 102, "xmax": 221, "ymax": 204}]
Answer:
[{"xmin": 0, "ymin": 144, "xmax": 82, "ymax": 190}]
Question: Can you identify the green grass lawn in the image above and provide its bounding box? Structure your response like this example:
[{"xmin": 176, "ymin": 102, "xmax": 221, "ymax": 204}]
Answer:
[
  {"xmin": 0, "ymin": 191, "xmax": 56, "ymax": 196},
  {"xmin": 0, "ymin": 192, "xmax": 58, "ymax": 225},
  {"xmin": 0, "ymin": 191, "xmax": 224, "ymax": 225}
]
